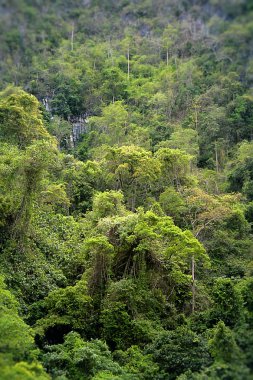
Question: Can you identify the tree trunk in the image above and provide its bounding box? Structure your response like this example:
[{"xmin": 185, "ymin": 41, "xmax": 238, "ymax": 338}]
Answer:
[
  {"xmin": 215, "ymin": 141, "xmax": 219, "ymax": 173},
  {"xmin": 127, "ymin": 46, "xmax": 130, "ymax": 80},
  {"xmin": 71, "ymin": 23, "xmax": 74, "ymax": 51},
  {"xmin": 191, "ymin": 256, "xmax": 195, "ymax": 313}
]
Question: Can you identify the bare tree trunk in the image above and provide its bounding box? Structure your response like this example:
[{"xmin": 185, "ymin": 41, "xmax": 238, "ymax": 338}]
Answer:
[
  {"xmin": 191, "ymin": 256, "xmax": 195, "ymax": 313},
  {"xmin": 71, "ymin": 23, "xmax": 74, "ymax": 51},
  {"xmin": 127, "ymin": 46, "xmax": 130, "ymax": 80},
  {"xmin": 174, "ymin": 56, "xmax": 178, "ymax": 79},
  {"xmin": 195, "ymin": 105, "xmax": 198, "ymax": 132},
  {"xmin": 215, "ymin": 141, "xmax": 219, "ymax": 173}
]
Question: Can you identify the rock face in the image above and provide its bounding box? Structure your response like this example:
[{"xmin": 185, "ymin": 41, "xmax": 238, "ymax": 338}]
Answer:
[
  {"xmin": 70, "ymin": 116, "xmax": 89, "ymax": 145},
  {"xmin": 41, "ymin": 97, "xmax": 89, "ymax": 147},
  {"xmin": 42, "ymin": 97, "xmax": 51, "ymax": 112}
]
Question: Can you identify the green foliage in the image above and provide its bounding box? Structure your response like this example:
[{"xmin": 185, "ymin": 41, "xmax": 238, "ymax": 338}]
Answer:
[
  {"xmin": 100, "ymin": 302, "xmax": 133, "ymax": 350},
  {"xmin": 115, "ymin": 345, "xmax": 159, "ymax": 379},
  {"xmin": 89, "ymin": 102, "xmax": 129, "ymax": 146},
  {"xmin": 62, "ymin": 157, "xmax": 102, "ymax": 214},
  {"xmin": 46, "ymin": 116, "xmax": 73, "ymax": 150},
  {"xmin": 236, "ymin": 277, "xmax": 253, "ymax": 313},
  {"xmin": 43, "ymin": 332, "xmax": 122, "ymax": 380},
  {"xmin": 147, "ymin": 327, "xmax": 211, "ymax": 379},
  {"xmin": 101, "ymin": 145, "xmax": 161, "ymax": 209},
  {"xmin": 178, "ymin": 362, "xmax": 250, "ymax": 380},
  {"xmin": 211, "ymin": 279, "xmax": 244, "ymax": 327},
  {"xmin": 209, "ymin": 321, "xmax": 242, "ymax": 364},
  {"xmin": 0, "ymin": 2, "xmax": 253, "ymax": 379},
  {"xmin": 0, "ymin": 358, "xmax": 50, "ymax": 380},
  {"xmin": 0, "ymin": 87, "xmax": 51, "ymax": 147},
  {"xmin": 159, "ymin": 186, "xmax": 187, "ymax": 222},
  {"xmin": 91, "ymin": 191, "xmax": 126, "ymax": 219},
  {"xmin": 36, "ymin": 280, "xmax": 93, "ymax": 342},
  {"xmin": 155, "ymin": 148, "xmax": 193, "ymax": 189},
  {"xmin": 0, "ymin": 275, "xmax": 34, "ymax": 360},
  {"xmin": 84, "ymin": 236, "xmax": 115, "ymax": 296},
  {"xmin": 0, "ymin": 276, "xmax": 49, "ymax": 379},
  {"xmin": 228, "ymin": 140, "xmax": 253, "ymax": 200},
  {"xmin": 158, "ymin": 127, "xmax": 199, "ymax": 158}
]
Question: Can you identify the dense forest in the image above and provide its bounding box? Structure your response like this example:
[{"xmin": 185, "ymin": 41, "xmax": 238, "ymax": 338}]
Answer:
[{"xmin": 0, "ymin": 0, "xmax": 253, "ymax": 379}]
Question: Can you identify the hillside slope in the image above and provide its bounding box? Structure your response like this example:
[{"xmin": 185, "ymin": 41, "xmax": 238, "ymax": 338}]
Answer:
[{"xmin": 0, "ymin": 1, "xmax": 253, "ymax": 379}]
